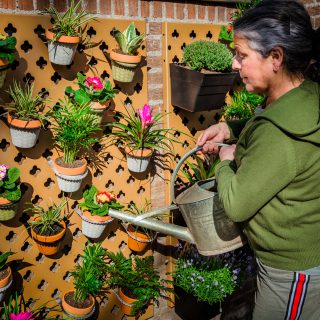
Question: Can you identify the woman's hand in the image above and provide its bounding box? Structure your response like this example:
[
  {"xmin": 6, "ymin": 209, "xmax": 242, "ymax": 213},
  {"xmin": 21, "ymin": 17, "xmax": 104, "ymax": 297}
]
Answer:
[
  {"xmin": 219, "ymin": 144, "xmax": 236, "ymax": 161},
  {"xmin": 197, "ymin": 122, "xmax": 231, "ymax": 154}
]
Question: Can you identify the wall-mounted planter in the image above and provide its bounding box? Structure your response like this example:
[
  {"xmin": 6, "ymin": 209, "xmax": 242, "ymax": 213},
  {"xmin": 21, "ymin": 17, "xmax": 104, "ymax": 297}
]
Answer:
[
  {"xmin": 170, "ymin": 63, "xmax": 237, "ymax": 112},
  {"xmin": 0, "ymin": 266, "xmax": 12, "ymax": 303},
  {"xmin": 90, "ymin": 100, "xmax": 110, "ymax": 124},
  {"xmin": 118, "ymin": 288, "xmax": 139, "ymax": 316},
  {"xmin": 45, "ymin": 30, "xmax": 80, "ymax": 66},
  {"xmin": 81, "ymin": 210, "xmax": 113, "ymax": 239},
  {"xmin": 0, "ymin": 197, "xmax": 17, "ymax": 221},
  {"xmin": 110, "ymin": 49, "xmax": 141, "ymax": 83},
  {"xmin": 7, "ymin": 113, "xmax": 41, "ymax": 148},
  {"xmin": 0, "ymin": 59, "xmax": 9, "ymax": 89},
  {"xmin": 127, "ymin": 224, "xmax": 154, "ymax": 252},
  {"xmin": 125, "ymin": 148, "xmax": 153, "ymax": 173}
]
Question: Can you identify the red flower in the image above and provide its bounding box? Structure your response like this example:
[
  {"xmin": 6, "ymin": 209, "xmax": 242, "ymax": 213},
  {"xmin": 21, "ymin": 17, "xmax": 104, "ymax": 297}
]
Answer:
[
  {"xmin": 227, "ymin": 24, "xmax": 233, "ymax": 33},
  {"xmin": 96, "ymin": 191, "xmax": 116, "ymax": 203}
]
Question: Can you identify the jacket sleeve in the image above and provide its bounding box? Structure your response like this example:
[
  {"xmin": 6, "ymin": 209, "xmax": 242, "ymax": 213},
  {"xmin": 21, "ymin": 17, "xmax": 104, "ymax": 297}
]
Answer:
[
  {"xmin": 215, "ymin": 121, "xmax": 297, "ymax": 222},
  {"xmin": 226, "ymin": 118, "xmax": 250, "ymax": 141}
]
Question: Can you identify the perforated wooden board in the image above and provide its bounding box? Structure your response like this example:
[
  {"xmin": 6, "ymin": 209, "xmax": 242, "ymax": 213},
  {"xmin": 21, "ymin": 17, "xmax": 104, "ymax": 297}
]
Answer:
[{"xmin": 0, "ymin": 14, "xmax": 154, "ymax": 319}]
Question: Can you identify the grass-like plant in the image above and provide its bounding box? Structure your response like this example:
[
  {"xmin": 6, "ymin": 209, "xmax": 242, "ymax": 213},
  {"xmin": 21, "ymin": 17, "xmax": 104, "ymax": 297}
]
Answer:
[
  {"xmin": 105, "ymin": 250, "xmax": 173, "ymax": 315},
  {"xmin": 0, "ymin": 165, "xmax": 21, "ymax": 202},
  {"xmin": 28, "ymin": 200, "xmax": 67, "ymax": 236},
  {"xmin": 182, "ymin": 40, "xmax": 233, "ymax": 72},
  {"xmin": 7, "ymin": 81, "xmax": 47, "ymax": 122},
  {"xmin": 0, "ymin": 251, "xmax": 14, "ymax": 271},
  {"xmin": 43, "ymin": 0, "xmax": 96, "ymax": 41},
  {"xmin": 48, "ymin": 98, "xmax": 101, "ymax": 165},
  {"xmin": 223, "ymin": 87, "xmax": 265, "ymax": 120},
  {"xmin": 0, "ymin": 32, "xmax": 16, "ymax": 64},
  {"xmin": 113, "ymin": 22, "xmax": 145, "ymax": 55}
]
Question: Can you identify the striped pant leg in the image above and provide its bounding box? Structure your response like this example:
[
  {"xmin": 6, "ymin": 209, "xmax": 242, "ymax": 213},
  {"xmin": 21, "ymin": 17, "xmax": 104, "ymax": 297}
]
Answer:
[{"xmin": 253, "ymin": 259, "xmax": 320, "ymax": 320}]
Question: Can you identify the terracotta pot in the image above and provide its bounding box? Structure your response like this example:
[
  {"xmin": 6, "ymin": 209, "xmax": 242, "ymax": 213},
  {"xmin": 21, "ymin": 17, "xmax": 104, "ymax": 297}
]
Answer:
[
  {"xmin": 0, "ymin": 198, "xmax": 17, "ymax": 221},
  {"xmin": 0, "ymin": 58, "xmax": 9, "ymax": 68},
  {"xmin": 7, "ymin": 113, "xmax": 41, "ymax": 129},
  {"xmin": 61, "ymin": 290, "xmax": 94, "ymax": 318},
  {"xmin": 125, "ymin": 147, "xmax": 153, "ymax": 173},
  {"xmin": 31, "ymin": 219, "xmax": 66, "ymax": 256},
  {"xmin": 81, "ymin": 210, "xmax": 113, "ymax": 239},
  {"xmin": 90, "ymin": 100, "xmax": 110, "ymax": 112},
  {"xmin": 127, "ymin": 224, "xmax": 153, "ymax": 252},
  {"xmin": 110, "ymin": 49, "xmax": 141, "ymax": 64},
  {"xmin": 53, "ymin": 157, "xmax": 87, "ymax": 176},
  {"xmin": 0, "ymin": 198, "xmax": 11, "ymax": 206},
  {"xmin": 45, "ymin": 30, "xmax": 80, "ymax": 44},
  {"xmin": 0, "ymin": 266, "xmax": 11, "ymax": 289},
  {"xmin": 119, "ymin": 288, "xmax": 139, "ymax": 316}
]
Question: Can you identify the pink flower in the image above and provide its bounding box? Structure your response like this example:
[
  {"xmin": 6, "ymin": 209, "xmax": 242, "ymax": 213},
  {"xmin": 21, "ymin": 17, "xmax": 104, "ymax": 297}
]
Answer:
[
  {"xmin": 138, "ymin": 104, "xmax": 154, "ymax": 128},
  {"xmin": 9, "ymin": 311, "xmax": 34, "ymax": 320},
  {"xmin": 0, "ymin": 164, "xmax": 8, "ymax": 172},
  {"xmin": 84, "ymin": 77, "xmax": 103, "ymax": 90},
  {"xmin": 0, "ymin": 171, "xmax": 6, "ymax": 181}
]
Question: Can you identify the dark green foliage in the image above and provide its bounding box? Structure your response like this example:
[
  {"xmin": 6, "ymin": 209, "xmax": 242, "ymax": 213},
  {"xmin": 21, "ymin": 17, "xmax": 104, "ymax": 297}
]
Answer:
[
  {"xmin": 0, "ymin": 167, "xmax": 21, "ymax": 202},
  {"xmin": 232, "ymin": 0, "xmax": 263, "ymax": 20},
  {"xmin": 0, "ymin": 34, "xmax": 16, "ymax": 64},
  {"xmin": 0, "ymin": 251, "xmax": 14, "ymax": 270},
  {"xmin": 105, "ymin": 250, "xmax": 173, "ymax": 315},
  {"xmin": 182, "ymin": 40, "xmax": 233, "ymax": 72}
]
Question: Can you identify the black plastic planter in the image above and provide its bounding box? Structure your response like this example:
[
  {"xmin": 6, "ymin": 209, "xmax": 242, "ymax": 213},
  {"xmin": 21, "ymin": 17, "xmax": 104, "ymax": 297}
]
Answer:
[{"xmin": 170, "ymin": 63, "xmax": 238, "ymax": 113}]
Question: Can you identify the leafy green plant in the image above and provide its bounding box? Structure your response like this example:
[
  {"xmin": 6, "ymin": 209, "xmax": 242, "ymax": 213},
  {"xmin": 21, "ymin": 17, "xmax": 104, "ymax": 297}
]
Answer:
[
  {"xmin": 7, "ymin": 81, "xmax": 47, "ymax": 122},
  {"xmin": 43, "ymin": 0, "xmax": 96, "ymax": 41},
  {"xmin": 218, "ymin": 24, "xmax": 234, "ymax": 49},
  {"xmin": 113, "ymin": 22, "xmax": 146, "ymax": 55},
  {"xmin": 70, "ymin": 243, "xmax": 107, "ymax": 303},
  {"xmin": 173, "ymin": 243, "xmax": 256, "ymax": 305},
  {"xmin": 66, "ymin": 72, "xmax": 119, "ymax": 105},
  {"xmin": 232, "ymin": 0, "xmax": 262, "ymax": 20},
  {"xmin": 27, "ymin": 200, "xmax": 67, "ymax": 235},
  {"xmin": 78, "ymin": 185, "xmax": 124, "ymax": 217},
  {"xmin": 0, "ymin": 32, "xmax": 16, "ymax": 65},
  {"xmin": 0, "ymin": 165, "xmax": 21, "ymax": 202},
  {"xmin": 106, "ymin": 103, "xmax": 179, "ymax": 152},
  {"xmin": 0, "ymin": 251, "xmax": 14, "ymax": 271},
  {"xmin": 105, "ymin": 250, "xmax": 173, "ymax": 315},
  {"xmin": 48, "ymin": 98, "xmax": 101, "ymax": 164},
  {"xmin": 182, "ymin": 40, "xmax": 233, "ymax": 72},
  {"xmin": 223, "ymin": 87, "xmax": 265, "ymax": 120}
]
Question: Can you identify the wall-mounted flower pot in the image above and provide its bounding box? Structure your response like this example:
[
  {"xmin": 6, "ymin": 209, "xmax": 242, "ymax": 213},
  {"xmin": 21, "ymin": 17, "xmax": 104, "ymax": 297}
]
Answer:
[
  {"xmin": 7, "ymin": 113, "xmax": 41, "ymax": 148},
  {"xmin": 90, "ymin": 100, "xmax": 110, "ymax": 123},
  {"xmin": 53, "ymin": 157, "xmax": 88, "ymax": 193},
  {"xmin": 0, "ymin": 58, "xmax": 9, "ymax": 89},
  {"xmin": 46, "ymin": 30, "xmax": 80, "ymax": 66},
  {"xmin": 0, "ymin": 266, "xmax": 12, "ymax": 303},
  {"xmin": 127, "ymin": 224, "xmax": 153, "ymax": 252},
  {"xmin": 118, "ymin": 288, "xmax": 139, "ymax": 316},
  {"xmin": 170, "ymin": 63, "xmax": 237, "ymax": 112},
  {"xmin": 0, "ymin": 197, "xmax": 18, "ymax": 221},
  {"xmin": 31, "ymin": 219, "xmax": 66, "ymax": 256},
  {"xmin": 125, "ymin": 147, "xmax": 153, "ymax": 173},
  {"xmin": 81, "ymin": 210, "xmax": 113, "ymax": 239},
  {"xmin": 110, "ymin": 49, "xmax": 141, "ymax": 83}
]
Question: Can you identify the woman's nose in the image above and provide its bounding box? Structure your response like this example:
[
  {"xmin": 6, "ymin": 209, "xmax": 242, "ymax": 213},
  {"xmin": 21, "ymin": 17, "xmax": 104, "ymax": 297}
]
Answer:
[{"xmin": 232, "ymin": 57, "xmax": 241, "ymax": 71}]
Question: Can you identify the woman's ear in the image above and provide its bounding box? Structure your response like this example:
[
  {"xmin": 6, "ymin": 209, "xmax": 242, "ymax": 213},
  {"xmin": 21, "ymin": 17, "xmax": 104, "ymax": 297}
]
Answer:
[{"xmin": 270, "ymin": 47, "xmax": 284, "ymax": 72}]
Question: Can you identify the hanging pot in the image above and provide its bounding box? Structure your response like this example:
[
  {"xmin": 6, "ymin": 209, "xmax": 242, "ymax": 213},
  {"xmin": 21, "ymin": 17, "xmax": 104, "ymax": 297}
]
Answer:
[
  {"xmin": 31, "ymin": 219, "xmax": 66, "ymax": 256},
  {"xmin": 7, "ymin": 113, "xmax": 41, "ymax": 148},
  {"xmin": 0, "ymin": 58, "xmax": 10, "ymax": 89},
  {"xmin": 61, "ymin": 290, "xmax": 95, "ymax": 319},
  {"xmin": 127, "ymin": 224, "xmax": 153, "ymax": 252},
  {"xmin": 90, "ymin": 100, "xmax": 110, "ymax": 123},
  {"xmin": 0, "ymin": 197, "xmax": 18, "ymax": 221},
  {"xmin": 125, "ymin": 147, "xmax": 153, "ymax": 173},
  {"xmin": 81, "ymin": 210, "xmax": 113, "ymax": 239},
  {"xmin": 118, "ymin": 288, "xmax": 139, "ymax": 316},
  {"xmin": 46, "ymin": 30, "xmax": 80, "ymax": 66},
  {"xmin": 110, "ymin": 49, "xmax": 141, "ymax": 83},
  {"xmin": 0, "ymin": 266, "xmax": 12, "ymax": 303},
  {"xmin": 53, "ymin": 157, "xmax": 88, "ymax": 193}
]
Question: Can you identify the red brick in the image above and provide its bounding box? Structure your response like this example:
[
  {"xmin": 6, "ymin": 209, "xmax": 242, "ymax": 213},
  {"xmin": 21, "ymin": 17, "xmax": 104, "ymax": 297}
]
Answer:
[
  {"xmin": 176, "ymin": 2, "xmax": 185, "ymax": 20},
  {"xmin": 147, "ymin": 55, "xmax": 162, "ymax": 68},
  {"xmin": 148, "ymin": 87, "xmax": 163, "ymax": 101},
  {"xmin": 53, "ymin": 0, "xmax": 67, "ymax": 12},
  {"xmin": 208, "ymin": 6, "xmax": 216, "ymax": 21},
  {"xmin": 226, "ymin": 7, "xmax": 235, "ymax": 22},
  {"xmin": 187, "ymin": 3, "xmax": 195, "ymax": 19},
  {"xmin": 198, "ymin": 3, "xmax": 206, "ymax": 20},
  {"xmin": 148, "ymin": 22, "xmax": 162, "ymax": 35},
  {"xmin": 165, "ymin": 1, "xmax": 174, "ymax": 19},
  {"xmin": 148, "ymin": 71, "xmax": 163, "ymax": 84},
  {"xmin": 0, "ymin": 0, "xmax": 16, "ymax": 9},
  {"xmin": 217, "ymin": 6, "xmax": 225, "ymax": 22},
  {"xmin": 100, "ymin": 0, "xmax": 111, "ymax": 15},
  {"xmin": 153, "ymin": 1, "xmax": 162, "ymax": 18},
  {"xmin": 36, "ymin": 0, "xmax": 51, "ymax": 11},
  {"xmin": 114, "ymin": 0, "xmax": 124, "ymax": 16},
  {"xmin": 146, "ymin": 39, "xmax": 161, "ymax": 52},
  {"xmin": 85, "ymin": 1, "xmax": 97, "ymax": 14},
  {"xmin": 19, "ymin": 0, "xmax": 34, "ymax": 10},
  {"xmin": 128, "ymin": 0, "xmax": 138, "ymax": 16},
  {"xmin": 141, "ymin": 0, "xmax": 150, "ymax": 17}
]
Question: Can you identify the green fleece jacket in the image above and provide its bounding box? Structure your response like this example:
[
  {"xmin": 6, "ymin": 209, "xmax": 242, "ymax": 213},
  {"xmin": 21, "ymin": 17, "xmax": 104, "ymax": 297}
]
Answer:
[{"xmin": 215, "ymin": 80, "xmax": 320, "ymax": 271}]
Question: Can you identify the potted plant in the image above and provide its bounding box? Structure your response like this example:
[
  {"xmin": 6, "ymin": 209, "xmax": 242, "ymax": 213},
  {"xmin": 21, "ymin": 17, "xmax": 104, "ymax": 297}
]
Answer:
[
  {"xmin": 170, "ymin": 40, "xmax": 237, "ymax": 112},
  {"xmin": 27, "ymin": 200, "xmax": 68, "ymax": 256},
  {"xmin": 61, "ymin": 243, "xmax": 106, "ymax": 318},
  {"xmin": 105, "ymin": 250, "xmax": 173, "ymax": 316},
  {"xmin": 48, "ymin": 98, "xmax": 101, "ymax": 192},
  {"xmin": 223, "ymin": 87, "xmax": 265, "ymax": 120},
  {"xmin": 125, "ymin": 200, "xmax": 156, "ymax": 253},
  {"xmin": 110, "ymin": 22, "xmax": 146, "ymax": 82},
  {"xmin": 0, "ymin": 164, "xmax": 21, "ymax": 221},
  {"xmin": 0, "ymin": 252, "xmax": 14, "ymax": 303},
  {"xmin": 65, "ymin": 72, "xmax": 119, "ymax": 122},
  {"xmin": 0, "ymin": 32, "xmax": 16, "ymax": 88},
  {"xmin": 78, "ymin": 185, "xmax": 123, "ymax": 239},
  {"xmin": 6, "ymin": 81, "xmax": 47, "ymax": 149},
  {"xmin": 173, "ymin": 243, "xmax": 256, "ymax": 320},
  {"xmin": 107, "ymin": 103, "xmax": 179, "ymax": 173},
  {"xmin": 43, "ymin": 0, "xmax": 96, "ymax": 65}
]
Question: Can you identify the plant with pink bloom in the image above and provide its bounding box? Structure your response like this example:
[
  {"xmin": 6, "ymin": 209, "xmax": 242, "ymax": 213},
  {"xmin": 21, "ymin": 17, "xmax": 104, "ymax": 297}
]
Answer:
[
  {"xmin": 107, "ymin": 103, "xmax": 181, "ymax": 152},
  {"xmin": 66, "ymin": 72, "xmax": 119, "ymax": 105},
  {"xmin": 9, "ymin": 311, "xmax": 34, "ymax": 320}
]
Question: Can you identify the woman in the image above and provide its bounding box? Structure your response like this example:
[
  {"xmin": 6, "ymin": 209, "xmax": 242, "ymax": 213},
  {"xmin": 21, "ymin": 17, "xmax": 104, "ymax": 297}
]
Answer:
[{"xmin": 197, "ymin": 1, "xmax": 320, "ymax": 319}]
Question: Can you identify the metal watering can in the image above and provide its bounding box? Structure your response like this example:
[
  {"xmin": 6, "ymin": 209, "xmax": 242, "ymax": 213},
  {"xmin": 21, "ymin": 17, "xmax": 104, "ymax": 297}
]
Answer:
[{"xmin": 108, "ymin": 146, "xmax": 245, "ymax": 256}]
